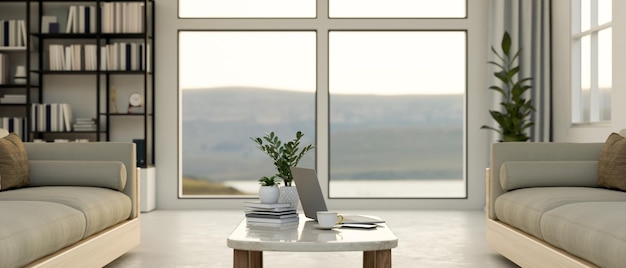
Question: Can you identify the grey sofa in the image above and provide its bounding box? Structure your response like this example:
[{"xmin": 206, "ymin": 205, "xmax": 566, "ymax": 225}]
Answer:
[
  {"xmin": 0, "ymin": 129, "xmax": 140, "ymax": 268},
  {"xmin": 487, "ymin": 140, "xmax": 626, "ymax": 268}
]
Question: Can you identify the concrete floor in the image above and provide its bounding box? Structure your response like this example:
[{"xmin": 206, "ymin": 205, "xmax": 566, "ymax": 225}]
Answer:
[{"xmin": 106, "ymin": 210, "xmax": 518, "ymax": 268}]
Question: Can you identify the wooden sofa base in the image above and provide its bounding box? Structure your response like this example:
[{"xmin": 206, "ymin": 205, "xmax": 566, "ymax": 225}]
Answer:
[
  {"xmin": 25, "ymin": 218, "xmax": 140, "ymax": 268},
  {"xmin": 486, "ymin": 219, "xmax": 597, "ymax": 268}
]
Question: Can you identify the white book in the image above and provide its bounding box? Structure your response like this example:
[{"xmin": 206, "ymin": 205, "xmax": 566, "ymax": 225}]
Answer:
[
  {"xmin": 64, "ymin": 46, "xmax": 72, "ymax": 71},
  {"xmin": 119, "ymin": 42, "xmax": 126, "ymax": 71},
  {"xmin": 20, "ymin": 20, "xmax": 26, "ymax": 46},
  {"xmin": 115, "ymin": 3, "xmax": 123, "ymax": 33},
  {"xmin": 50, "ymin": 103, "xmax": 59, "ymax": 132},
  {"xmin": 89, "ymin": 5, "xmax": 96, "ymax": 34},
  {"xmin": 62, "ymin": 103, "xmax": 72, "ymax": 131},
  {"xmin": 78, "ymin": 6, "xmax": 85, "ymax": 34},
  {"xmin": 100, "ymin": 45, "xmax": 108, "ymax": 70},
  {"xmin": 9, "ymin": 20, "xmax": 16, "ymax": 47},
  {"xmin": 39, "ymin": 103, "xmax": 46, "ymax": 132},
  {"xmin": 66, "ymin": 6, "xmax": 76, "ymax": 33}
]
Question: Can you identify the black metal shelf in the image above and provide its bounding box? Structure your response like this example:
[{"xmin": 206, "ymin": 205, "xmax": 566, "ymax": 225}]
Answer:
[{"xmin": 0, "ymin": 0, "xmax": 154, "ymax": 166}]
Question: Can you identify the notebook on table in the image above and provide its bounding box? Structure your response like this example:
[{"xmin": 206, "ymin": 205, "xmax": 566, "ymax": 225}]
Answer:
[{"xmin": 291, "ymin": 167, "xmax": 385, "ymax": 224}]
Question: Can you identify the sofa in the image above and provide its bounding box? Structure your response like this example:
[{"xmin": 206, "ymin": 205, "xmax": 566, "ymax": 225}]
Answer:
[
  {"xmin": 0, "ymin": 129, "xmax": 140, "ymax": 268},
  {"xmin": 486, "ymin": 132, "xmax": 626, "ymax": 268}
]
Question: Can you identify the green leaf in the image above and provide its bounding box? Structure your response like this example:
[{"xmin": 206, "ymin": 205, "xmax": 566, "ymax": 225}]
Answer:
[{"xmin": 502, "ymin": 31, "xmax": 511, "ymax": 55}]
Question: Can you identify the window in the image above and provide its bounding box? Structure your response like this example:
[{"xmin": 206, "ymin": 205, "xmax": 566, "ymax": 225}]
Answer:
[
  {"xmin": 179, "ymin": 0, "xmax": 316, "ymax": 18},
  {"xmin": 178, "ymin": 1, "xmax": 471, "ymax": 199},
  {"xmin": 571, "ymin": 0, "xmax": 612, "ymax": 123},
  {"xmin": 329, "ymin": 31, "xmax": 466, "ymax": 198},
  {"xmin": 179, "ymin": 31, "xmax": 316, "ymax": 196}
]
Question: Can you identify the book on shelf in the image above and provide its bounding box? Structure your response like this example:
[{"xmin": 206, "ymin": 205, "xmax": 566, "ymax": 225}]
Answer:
[
  {"xmin": 0, "ymin": 53, "xmax": 7, "ymax": 84},
  {"xmin": 49, "ymin": 44, "xmax": 85, "ymax": 71},
  {"xmin": 41, "ymin": 16, "xmax": 57, "ymax": 34},
  {"xmin": 0, "ymin": 117, "xmax": 26, "ymax": 140},
  {"xmin": 73, "ymin": 117, "xmax": 96, "ymax": 132},
  {"xmin": 101, "ymin": 2, "xmax": 144, "ymax": 34},
  {"xmin": 31, "ymin": 103, "xmax": 72, "ymax": 132},
  {"xmin": 65, "ymin": 5, "xmax": 96, "ymax": 34},
  {"xmin": 0, "ymin": 20, "xmax": 26, "ymax": 48}
]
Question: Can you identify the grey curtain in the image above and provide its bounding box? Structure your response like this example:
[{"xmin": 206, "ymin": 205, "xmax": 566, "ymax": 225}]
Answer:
[{"xmin": 488, "ymin": 0, "xmax": 552, "ymax": 142}]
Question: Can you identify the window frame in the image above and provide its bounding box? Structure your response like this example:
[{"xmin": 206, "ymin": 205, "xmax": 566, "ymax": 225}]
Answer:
[{"xmin": 160, "ymin": 0, "xmax": 490, "ymax": 210}]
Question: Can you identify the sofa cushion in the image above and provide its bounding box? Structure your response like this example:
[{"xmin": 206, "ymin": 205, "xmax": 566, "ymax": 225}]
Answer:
[
  {"xmin": 0, "ymin": 201, "xmax": 86, "ymax": 268},
  {"xmin": 499, "ymin": 161, "xmax": 599, "ymax": 191},
  {"xmin": 598, "ymin": 132, "xmax": 626, "ymax": 190},
  {"xmin": 541, "ymin": 202, "xmax": 626, "ymax": 268},
  {"xmin": 0, "ymin": 133, "xmax": 29, "ymax": 190},
  {"xmin": 29, "ymin": 160, "xmax": 127, "ymax": 191},
  {"xmin": 494, "ymin": 187, "xmax": 626, "ymax": 239},
  {"xmin": 0, "ymin": 186, "xmax": 131, "ymax": 237}
]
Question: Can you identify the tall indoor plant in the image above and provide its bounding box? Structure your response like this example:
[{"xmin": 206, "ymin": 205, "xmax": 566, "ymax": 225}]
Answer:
[
  {"xmin": 251, "ymin": 131, "xmax": 314, "ymax": 207},
  {"xmin": 481, "ymin": 31, "xmax": 535, "ymax": 142}
]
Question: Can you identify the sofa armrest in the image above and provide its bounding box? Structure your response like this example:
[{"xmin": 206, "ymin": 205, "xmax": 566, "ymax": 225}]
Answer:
[
  {"xmin": 29, "ymin": 160, "xmax": 127, "ymax": 191},
  {"xmin": 23, "ymin": 142, "xmax": 138, "ymax": 218},
  {"xmin": 488, "ymin": 142, "xmax": 603, "ymax": 220}
]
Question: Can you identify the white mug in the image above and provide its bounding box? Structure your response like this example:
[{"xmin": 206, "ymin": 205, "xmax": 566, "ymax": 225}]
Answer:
[{"xmin": 317, "ymin": 211, "xmax": 344, "ymax": 228}]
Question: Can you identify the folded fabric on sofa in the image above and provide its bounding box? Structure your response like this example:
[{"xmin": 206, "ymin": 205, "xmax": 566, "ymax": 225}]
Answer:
[
  {"xmin": 29, "ymin": 160, "xmax": 127, "ymax": 191},
  {"xmin": 499, "ymin": 161, "xmax": 599, "ymax": 191}
]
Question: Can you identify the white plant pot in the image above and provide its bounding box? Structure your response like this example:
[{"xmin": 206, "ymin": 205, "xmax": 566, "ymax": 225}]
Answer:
[
  {"xmin": 259, "ymin": 185, "xmax": 280, "ymax": 204},
  {"xmin": 279, "ymin": 186, "xmax": 300, "ymax": 208}
]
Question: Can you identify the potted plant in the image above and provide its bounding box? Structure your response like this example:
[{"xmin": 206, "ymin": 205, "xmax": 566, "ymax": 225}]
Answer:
[
  {"xmin": 251, "ymin": 131, "xmax": 314, "ymax": 207},
  {"xmin": 481, "ymin": 31, "xmax": 535, "ymax": 142},
  {"xmin": 258, "ymin": 175, "xmax": 280, "ymax": 204}
]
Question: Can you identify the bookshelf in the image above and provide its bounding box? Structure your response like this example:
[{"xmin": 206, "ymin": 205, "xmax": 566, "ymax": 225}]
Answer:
[
  {"xmin": 0, "ymin": 1, "xmax": 37, "ymax": 141},
  {"xmin": 0, "ymin": 0, "xmax": 154, "ymax": 167}
]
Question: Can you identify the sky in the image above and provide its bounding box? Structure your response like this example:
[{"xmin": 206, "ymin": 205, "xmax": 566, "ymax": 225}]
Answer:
[{"xmin": 178, "ymin": 0, "xmax": 467, "ymax": 95}]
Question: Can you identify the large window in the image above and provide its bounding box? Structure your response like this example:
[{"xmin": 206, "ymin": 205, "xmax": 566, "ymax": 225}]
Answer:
[
  {"xmin": 178, "ymin": 1, "xmax": 469, "ymax": 198},
  {"xmin": 572, "ymin": 0, "xmax": 612, "ymax": 123},
  {"xmin": 179, "ymin": 32, "xmax": 316, "ymax": 196},
  {"xmin": 329, "ymin": 31, "xmax": 466, "ymax": 198}
]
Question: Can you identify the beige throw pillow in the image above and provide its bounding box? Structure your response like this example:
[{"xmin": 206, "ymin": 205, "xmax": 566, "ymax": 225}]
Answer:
[
  {"xmin": 0, "ymin": 133, "xmax": 29, "ymax": 190},
  {"xmin": 598, "ymin": 133, "xmax": 626, "ymax": 190}
]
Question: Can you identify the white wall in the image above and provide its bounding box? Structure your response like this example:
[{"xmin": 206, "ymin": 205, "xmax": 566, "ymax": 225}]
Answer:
[
  {"xmin": 153, "ymin": 0, "xmax": 490, "ymax": 210},
  {"xmin": 552, "ymin": 0, "xmax": 626, "ymax": 142}
]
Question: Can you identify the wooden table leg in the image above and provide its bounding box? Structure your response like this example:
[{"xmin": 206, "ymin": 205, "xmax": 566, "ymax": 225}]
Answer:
[
  {"xmin": 233, "ymin": 249, "xmax": 263, "ymax": 268},
  {"xmin": 363, "ymin": 250, "xmax": 392, "ymax": 268}
]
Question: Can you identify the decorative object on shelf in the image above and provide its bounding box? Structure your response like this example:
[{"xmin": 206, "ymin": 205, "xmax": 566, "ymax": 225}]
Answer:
[
  {"xmin": 109, "ymin": 86, "xmax": 118, "ymax": 113},
  {"xmin": 13, "ymin": 65, "xmax": 26, "ymax": 84},
  {"xmin": 251, "ymin": 131, "xmax": 315, "ymax": 208},
  {"xmin": 127, "ymin": 92, "xmax": 143, "ymax": 114},
  {"xmin": 481, "ymin": 31, "xmax": 535, "ymax": 142},
  {"xmin": 258, "ymin": 176, "xmax": 280, "ymax": 204}
]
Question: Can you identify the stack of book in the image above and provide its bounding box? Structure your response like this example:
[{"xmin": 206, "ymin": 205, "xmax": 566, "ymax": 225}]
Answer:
[
  {"xmin": 73, "ymin": 118, "xmax": 96, "ymax": 132},
  {"xmin": 244, "ymin": 201, "xmax": 299, "ymax": 227},
  {"xmin": 0, "ymin": 94, "xmax": 26, "ymax": 104}
]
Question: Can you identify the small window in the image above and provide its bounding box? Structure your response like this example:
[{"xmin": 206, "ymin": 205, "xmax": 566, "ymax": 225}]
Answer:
[
  {"xmin": 329, "ymin": 0, "xmax": 466, "ymax": 18},
  {"xmin": 179, "ymin": 0, "xmax": 316, "ymax": 18}
]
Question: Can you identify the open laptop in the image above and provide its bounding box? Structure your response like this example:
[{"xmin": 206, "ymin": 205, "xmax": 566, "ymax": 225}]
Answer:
[{"xmin": 291, "ymin": 167, "xmax": 385, "ymax": 224}]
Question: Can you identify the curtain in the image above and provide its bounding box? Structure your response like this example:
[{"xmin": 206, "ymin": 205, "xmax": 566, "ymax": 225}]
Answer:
[{"xmin": 488, "ymin": 0, "xmax": 552, "ymax": 142}]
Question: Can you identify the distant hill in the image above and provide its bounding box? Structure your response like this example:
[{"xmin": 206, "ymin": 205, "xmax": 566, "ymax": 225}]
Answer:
[{"xmin": 181, "ymin": 87, "xmax": 463, "ymax": 182}]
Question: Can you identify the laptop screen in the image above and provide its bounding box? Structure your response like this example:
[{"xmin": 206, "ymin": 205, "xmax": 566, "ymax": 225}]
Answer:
[{"xmin": 291, "ymin": 167, "xmax": 328, "ymax": 220}]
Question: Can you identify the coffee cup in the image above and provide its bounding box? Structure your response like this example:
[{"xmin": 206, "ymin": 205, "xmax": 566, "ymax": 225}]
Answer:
[{"xmin": 317, "ymin": 211, "xmax": 344, "ymax": 228}]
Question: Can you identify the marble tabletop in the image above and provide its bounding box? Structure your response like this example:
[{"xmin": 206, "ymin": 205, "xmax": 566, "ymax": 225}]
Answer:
[{"xmin": 227, "ymin": 215, "xmax": 398, "ymax": 252}]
